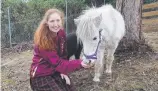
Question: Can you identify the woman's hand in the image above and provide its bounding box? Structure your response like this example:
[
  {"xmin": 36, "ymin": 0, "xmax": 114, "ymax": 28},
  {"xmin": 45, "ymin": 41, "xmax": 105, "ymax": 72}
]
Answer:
[
  {"xmin": 81, "ymin": 61, "xmax": 92, "ymax": 68},
  {"xmin": 60, "ymin": 74, "xmax": 70, "ymax": 85}
]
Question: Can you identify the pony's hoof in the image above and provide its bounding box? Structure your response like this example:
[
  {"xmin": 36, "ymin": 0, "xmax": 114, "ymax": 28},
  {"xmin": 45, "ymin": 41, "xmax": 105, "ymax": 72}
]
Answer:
[{"xmin": 93, "ymin": 77, "xmax": 100, "ymax": 82}]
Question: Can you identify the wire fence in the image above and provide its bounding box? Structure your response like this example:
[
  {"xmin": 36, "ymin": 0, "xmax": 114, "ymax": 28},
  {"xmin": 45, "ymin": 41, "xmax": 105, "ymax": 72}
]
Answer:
[
  {"xmin": 2, "ymin": 6, "xmax": 79, "ymax": 48},
  {"xmin": 1, "ymin": 0, "xmax": 157, "ymax": 48}
]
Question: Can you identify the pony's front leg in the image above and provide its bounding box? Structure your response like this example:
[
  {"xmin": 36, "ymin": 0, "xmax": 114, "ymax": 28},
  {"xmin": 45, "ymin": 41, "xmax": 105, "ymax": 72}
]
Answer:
[
  {"xmin": 93, "ymin": 51, "xmax": 104, "ymax": 82},
  {"xmin": 105, "ymin": 48, "xmax": 115, "ymax": 73},
  {"xmin": 93, "ymin": 62, "xmax": 102, "ymax": 82}
]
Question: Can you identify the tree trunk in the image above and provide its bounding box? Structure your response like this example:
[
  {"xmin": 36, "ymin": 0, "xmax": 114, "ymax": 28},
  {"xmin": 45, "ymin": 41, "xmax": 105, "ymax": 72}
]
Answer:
[{"xmin": 116, "ymin": 0, "xmax": 145, "ymax": 51}]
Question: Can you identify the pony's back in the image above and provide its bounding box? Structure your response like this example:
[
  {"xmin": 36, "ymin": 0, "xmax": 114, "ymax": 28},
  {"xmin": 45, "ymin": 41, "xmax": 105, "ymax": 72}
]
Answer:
[
  {"xmin": 99, "ymin": 4, "xmax": 125, "ymax": 40},
  {"xmin": 81, "ymin": 4, "xmax": 125, "ymax": 40}
]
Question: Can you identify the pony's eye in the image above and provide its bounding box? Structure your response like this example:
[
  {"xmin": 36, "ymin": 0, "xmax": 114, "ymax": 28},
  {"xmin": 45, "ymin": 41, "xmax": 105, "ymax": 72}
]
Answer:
[{"xmin": 93, "ymin": 37, "xmax": 97, "ymax": 40}]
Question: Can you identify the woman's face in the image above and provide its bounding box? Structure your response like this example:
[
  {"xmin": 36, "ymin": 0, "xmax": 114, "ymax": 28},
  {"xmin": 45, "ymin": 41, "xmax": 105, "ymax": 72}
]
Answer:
[{"xmin": 47, "ymin": 13, "xmax": 62, "ymax": 33}]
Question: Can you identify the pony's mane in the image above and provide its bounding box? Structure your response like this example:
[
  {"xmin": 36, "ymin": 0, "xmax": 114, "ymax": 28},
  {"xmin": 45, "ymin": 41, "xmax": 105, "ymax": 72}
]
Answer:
[
  {"xmin": 76, "ymin": 17, "xmax": 96, "ymax": 40},
  {"xmin": 77, "ymin": 4, "xmax": 113, "ymax": 19},
  {"xmin": 76, "ymin": 7, "xmax": 98, "ymax": 39},
  {"xmin": 76, "ymin": 4, "xmax": 113, "ymax": 40}
]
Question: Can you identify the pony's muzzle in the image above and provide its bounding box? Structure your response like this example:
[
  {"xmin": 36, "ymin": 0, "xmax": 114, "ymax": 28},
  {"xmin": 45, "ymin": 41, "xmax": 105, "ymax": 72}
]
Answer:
[{"xmin": 89, "ymin": 59, "xmax": 96, "ymax": 64}]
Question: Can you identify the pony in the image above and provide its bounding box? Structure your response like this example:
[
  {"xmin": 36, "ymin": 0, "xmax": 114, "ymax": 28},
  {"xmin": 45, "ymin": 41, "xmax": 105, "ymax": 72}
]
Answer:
[
  {"xmin": 66, "ymin": 32, "xmax": 83, "ymax": 60},
  {"xmin": 74, "ymin": 4, "xmax": 125, "ymax": 82}
]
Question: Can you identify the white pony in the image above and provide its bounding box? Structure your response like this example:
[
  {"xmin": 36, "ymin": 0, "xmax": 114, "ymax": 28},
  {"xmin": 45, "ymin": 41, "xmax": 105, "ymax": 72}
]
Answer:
[{"xmin": 74, "ymin": 4, "xmax": 125, "ymax": 82}]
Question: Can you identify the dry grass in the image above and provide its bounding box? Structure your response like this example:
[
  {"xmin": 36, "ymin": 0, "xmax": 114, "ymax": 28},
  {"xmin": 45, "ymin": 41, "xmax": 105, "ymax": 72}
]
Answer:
[
  {"xmin": 143, "ymin": 32, "xmax": 158, "ymax": 52},
  {"xmin": 71, "ymin": 51, "xmax": 158, "ymax": 91},
  {"xmin": 1, "ymin": 51, "xmax": 32, "ymax": 91},
  {"xmin": 1, "ymin": 32, "xmax": 158, "ymax": 91}
]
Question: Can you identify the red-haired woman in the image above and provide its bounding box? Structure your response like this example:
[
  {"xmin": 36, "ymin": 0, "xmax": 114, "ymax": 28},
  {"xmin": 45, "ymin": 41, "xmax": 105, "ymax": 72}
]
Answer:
[{"xmin": 30, "ymin": 8, "xmax": 90, "ymax": 91}]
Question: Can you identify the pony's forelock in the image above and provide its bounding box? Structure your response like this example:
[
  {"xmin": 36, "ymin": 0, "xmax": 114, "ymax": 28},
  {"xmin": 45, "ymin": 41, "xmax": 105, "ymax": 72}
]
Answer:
[{"xmin": 76, "ymin": 7, "xmax": 100, "ymax": 40}]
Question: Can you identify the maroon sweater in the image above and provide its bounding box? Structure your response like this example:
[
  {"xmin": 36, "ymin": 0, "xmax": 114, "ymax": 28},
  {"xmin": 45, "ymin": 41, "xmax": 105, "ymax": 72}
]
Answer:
[{"xmin": 30, "ymin": 29, "xmax": 82, "ymax": 78}]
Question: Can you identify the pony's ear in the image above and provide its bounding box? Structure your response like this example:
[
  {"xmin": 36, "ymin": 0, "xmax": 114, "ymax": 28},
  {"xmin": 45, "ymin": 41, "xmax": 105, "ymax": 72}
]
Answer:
[
  {"xmin": 74, "ymin": 19, "xmax": 80, "ymax": 25},
  {"xmin": 94, "ymin": 14, "xmax": 102, "ymax": 27}
]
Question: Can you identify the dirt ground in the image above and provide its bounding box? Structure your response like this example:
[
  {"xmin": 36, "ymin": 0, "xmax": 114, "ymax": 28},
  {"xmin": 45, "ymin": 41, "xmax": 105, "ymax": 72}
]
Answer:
[{"xmin": 1, "ymin": 32, "xmax": 158, "ymax": 91}]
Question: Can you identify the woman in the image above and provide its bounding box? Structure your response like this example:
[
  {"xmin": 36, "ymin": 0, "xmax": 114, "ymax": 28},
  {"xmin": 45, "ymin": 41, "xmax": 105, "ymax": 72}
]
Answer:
[{"xmin": 30, "ymin": 8, "xmax": 90, "ymax": 91}]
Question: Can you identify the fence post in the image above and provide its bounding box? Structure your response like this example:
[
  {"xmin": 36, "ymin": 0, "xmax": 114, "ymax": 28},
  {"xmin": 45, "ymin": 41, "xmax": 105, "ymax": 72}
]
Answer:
[
  {"xmin": 65, "ymin": 0, "xmax": 68, "ymax": 34},
  {"xmin": 8, "ymin": 7, "xmax": 12, "ymax": 48}
]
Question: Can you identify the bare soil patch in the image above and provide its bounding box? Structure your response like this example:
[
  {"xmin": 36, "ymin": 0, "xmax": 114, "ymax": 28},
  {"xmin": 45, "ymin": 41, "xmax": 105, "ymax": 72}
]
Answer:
[{"xmin": 1, "ymin": 32, "xmax": 158, "ymax": 91}]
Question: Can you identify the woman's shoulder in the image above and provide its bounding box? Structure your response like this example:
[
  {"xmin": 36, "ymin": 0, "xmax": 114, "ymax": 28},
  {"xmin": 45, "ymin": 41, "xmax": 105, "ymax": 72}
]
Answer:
[{"xmin": 57, "ymin": 28, "xmax": 66, "ymax": 37}]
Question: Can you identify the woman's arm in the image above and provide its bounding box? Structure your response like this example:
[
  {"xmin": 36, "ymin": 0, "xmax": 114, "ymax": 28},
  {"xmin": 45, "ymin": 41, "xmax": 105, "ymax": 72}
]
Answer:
[
  {"xmin": 36, "ymin": 46, "xmax": 82, "ymax": 75},
  {"xmin": 47, "ymin": 52, "xmax": 82, "ymax": 75},
  {"xmin": 34, "ymin": 46, "xmax": 82, "ymax": 75}
]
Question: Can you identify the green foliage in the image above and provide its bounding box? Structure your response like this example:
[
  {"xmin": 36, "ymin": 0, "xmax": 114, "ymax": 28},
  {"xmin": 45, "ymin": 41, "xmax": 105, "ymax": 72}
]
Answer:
[
  {"xmin": 1, "ymin": 0, "xmax": 87, "ymax": 47},
  {"xmin": 2, "ymin": 0, "xmax": 116, "ymax": 47},
  {"xmin": 85, "ymin": 0, "xmax": 116, "ymax": 7}
]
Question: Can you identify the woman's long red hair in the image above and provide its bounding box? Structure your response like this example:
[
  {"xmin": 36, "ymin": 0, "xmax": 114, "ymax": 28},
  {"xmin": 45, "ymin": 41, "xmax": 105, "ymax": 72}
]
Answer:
[{"xmin": 34, "ymin": 9, "xmax": 64, "ymax": 51}]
